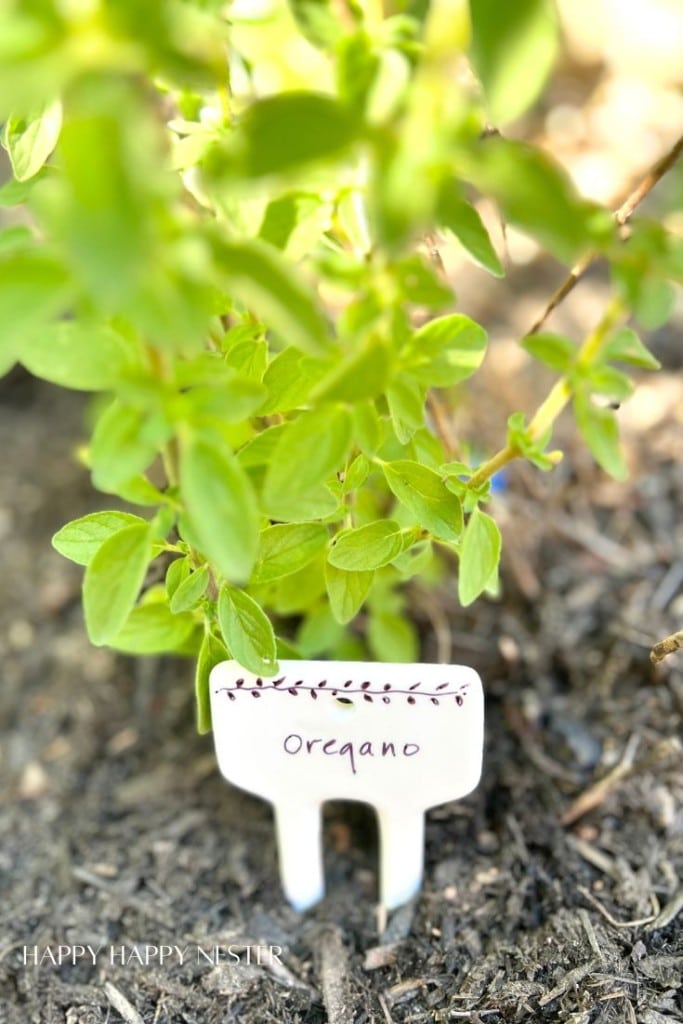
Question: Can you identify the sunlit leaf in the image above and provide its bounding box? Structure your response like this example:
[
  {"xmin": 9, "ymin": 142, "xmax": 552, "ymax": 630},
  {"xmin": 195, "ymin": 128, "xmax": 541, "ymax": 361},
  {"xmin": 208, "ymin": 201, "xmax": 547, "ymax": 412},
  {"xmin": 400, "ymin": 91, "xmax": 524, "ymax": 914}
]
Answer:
[
  {"xmin": 180, "ymin": 434, "xmax": 260, "ymax": 584},
  {"xmin": 217, "ymin": 585, "xmax": 278, "ymax": 676},
  {"xmin": 458, "ymin": 507, "xmax": 501, "ymax": 607},
  {"xmin": 469, "ymin": 0, "xmax": 558, "ymax": 124},
  {"xmin": 83, "ymin": 523, "xmax": 154, "ymax": 644}
]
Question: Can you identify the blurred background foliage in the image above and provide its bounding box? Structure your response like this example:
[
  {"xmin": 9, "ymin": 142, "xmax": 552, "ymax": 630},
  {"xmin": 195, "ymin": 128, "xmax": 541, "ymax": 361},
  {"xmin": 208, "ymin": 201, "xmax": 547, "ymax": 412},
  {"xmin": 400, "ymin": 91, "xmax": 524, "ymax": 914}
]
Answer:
[{"xmin": 0, "ymin": 0, "xmax": 681, "ymax": 709}]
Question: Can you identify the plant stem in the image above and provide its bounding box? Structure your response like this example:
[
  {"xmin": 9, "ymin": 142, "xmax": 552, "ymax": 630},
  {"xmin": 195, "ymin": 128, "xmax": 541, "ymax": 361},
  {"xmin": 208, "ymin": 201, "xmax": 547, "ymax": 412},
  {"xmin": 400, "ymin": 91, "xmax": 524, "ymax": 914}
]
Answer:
[
  {"xmin": 427, "ymin": 391, "xmax": 461, "ymax": 459},
  {"xmin": 467, "ymin": 300, "xmax": 625, "ymax": 490},
  {"xmin": 526, "ymin": 377, "xmax": 572, "ymax": 440},
  {"xmin": 162, "ymin": 444, "xmax": 178, "ymax": 488},
  {"xmin": 466, "ymin": 445, "xmax": 516, "ymax": 489},
  {"xmin": 528, "ymin": 131, "xmax": 683, "ymax": 335}
]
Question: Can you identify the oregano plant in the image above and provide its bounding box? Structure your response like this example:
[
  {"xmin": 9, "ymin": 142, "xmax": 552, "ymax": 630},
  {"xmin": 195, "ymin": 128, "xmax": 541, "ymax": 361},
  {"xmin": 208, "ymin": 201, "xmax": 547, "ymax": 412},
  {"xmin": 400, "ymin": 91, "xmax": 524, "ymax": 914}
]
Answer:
[{"xmin": 1, "ymin": 0, "xmax": 680, "ymax": 734}]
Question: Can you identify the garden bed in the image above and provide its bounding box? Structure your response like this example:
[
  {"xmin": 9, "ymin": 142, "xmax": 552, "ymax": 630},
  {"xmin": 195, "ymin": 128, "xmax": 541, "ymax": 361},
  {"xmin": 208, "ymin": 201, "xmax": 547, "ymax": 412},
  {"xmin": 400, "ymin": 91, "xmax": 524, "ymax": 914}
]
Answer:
[{"xmin": 1, "ymin": 364, "xmax": 681, "ymax": 1024}]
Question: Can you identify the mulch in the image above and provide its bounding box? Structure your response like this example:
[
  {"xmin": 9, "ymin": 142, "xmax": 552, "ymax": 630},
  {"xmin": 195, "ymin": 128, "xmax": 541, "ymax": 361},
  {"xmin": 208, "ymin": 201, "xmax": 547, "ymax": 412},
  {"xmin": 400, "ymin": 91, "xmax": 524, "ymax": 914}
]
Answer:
[{"xmin": 0, "ymin": 358, "xmax": 681, "ymax": 1024}]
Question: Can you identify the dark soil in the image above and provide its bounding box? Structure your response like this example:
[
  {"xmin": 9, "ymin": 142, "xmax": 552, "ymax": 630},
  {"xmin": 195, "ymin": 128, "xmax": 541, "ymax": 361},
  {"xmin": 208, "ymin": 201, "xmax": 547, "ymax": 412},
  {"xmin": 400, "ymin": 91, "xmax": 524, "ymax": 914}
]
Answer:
[{"xmin": 0, "ymin": 366, "xmax": 681, "ymax": 1024}]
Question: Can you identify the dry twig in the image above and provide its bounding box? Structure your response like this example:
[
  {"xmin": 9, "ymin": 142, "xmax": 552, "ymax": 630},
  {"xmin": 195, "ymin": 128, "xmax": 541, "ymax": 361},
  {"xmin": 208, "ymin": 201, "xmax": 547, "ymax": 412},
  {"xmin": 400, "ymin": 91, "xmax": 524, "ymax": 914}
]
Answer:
[
  {"xmin": 577, "ymin": 886, "xmax": 656, "ymax": 930},
  {"xmin": 528, "ymin": 132, "xmax": 683, "ymax": 335},
  {"xmin": 560, "ymin": 734, "xmax": 640, "ymax": 826},
  {"xmin": 650, "ymin": 630, "xmax": 683, "ymax": 664},
  {"xmin": 645, "ymin": 888, "xmax": 683, "ymax": 931}
]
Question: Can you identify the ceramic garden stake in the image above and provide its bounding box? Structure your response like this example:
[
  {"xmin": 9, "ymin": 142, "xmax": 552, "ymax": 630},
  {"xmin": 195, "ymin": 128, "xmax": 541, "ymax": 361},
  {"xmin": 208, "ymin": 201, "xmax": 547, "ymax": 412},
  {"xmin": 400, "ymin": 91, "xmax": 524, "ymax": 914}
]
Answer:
[{"xmin": 210, "ymin": 660, "xmax": 484, "ymax": 911}]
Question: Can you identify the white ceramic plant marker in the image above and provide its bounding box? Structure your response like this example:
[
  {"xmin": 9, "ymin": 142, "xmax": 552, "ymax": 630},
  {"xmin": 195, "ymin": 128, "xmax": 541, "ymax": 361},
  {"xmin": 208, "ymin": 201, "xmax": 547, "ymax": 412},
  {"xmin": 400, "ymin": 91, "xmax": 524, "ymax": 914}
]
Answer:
[{"xmin": 210, "ymin": 660, "xmax": 484, "ymax": 912}]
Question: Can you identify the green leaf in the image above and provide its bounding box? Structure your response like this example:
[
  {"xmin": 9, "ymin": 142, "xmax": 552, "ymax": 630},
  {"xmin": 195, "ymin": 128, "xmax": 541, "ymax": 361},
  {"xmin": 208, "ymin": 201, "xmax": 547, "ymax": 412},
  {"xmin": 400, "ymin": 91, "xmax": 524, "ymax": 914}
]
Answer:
[
  {"xmin": 297, "ymin": 605, "xmax": 344, "ymax": 657},
  {"xmin": 573, "ymin": 394, "xmax": 627, "ymax": 480},
  {"xmin": 328, "ymin": 520, "xmax": 406, "ymax": 571},
  {"xmin": 342, "ymin": 454, "xmax": 371, "ymax": 494},
  {"xmin": 52, "ymin": 78, "xmax": 165, "ymax": 307},
  {"xmin": 0, "ymin": 12, "xmax": 66, "ymax": 117},
  {"xmin": 410, "ymin": 426, "xmax": 445, "ymax": 469},
  {"xmin": 181, "ymin": 375, "xmax": 267, "ymax": 424},
  {"xmin": 116, "ymin": 475, "xmax": 168, "ymax": 507},
  {"xmin": 402, "ymin": 314, "xmax": 487, "ymax": 386},
  {"xmin": 394, "ymin": 255, "xmax": 454, "ymax": 309},
  {"xmin": 195, "ymin": 630, "xmax": 229, "ymax": 734},
  {"xmin": 110, "ymin": 603, "xmax": 198, "ymax": 654},
  {"xmin": 52, "ymin": 511, "xmax": 148, "ymax": 566},
  {"xmin": 251, "ymin": 523, "xmax": 329, "ymax": 584},
  {"xmin": 336, "ymin": 31, "xmax": 381, "ymax": 115},
  {"xmin": 336, "ymin": 187, "xmax": 372, "ymax": 257},
  {"xmin": 506, "ymin": 411, "xmax": 556, "ymax": 471},
  {"xmin": 0, "ymin": 175, "xmax": 46, "ymax": 207},
  {"xmin": 325, "ymin": 563, "xmax": 374, "ymax": 624},
  {"xmin": 223, "ymin": 338, "xmax": 268, "ymax": 381},
  {"xmin": 288, "ymin": 0, "xmax": 345, "ymax": 49},
  {"xmin": 587, "ymin": 366, "xmax": 634, "ymax": 402},
  {"xmin": 263, "ymin": 487, "xmax": 340, "ymax": 524},
  {"xmin": 469, "ymin": 0, "xmax": 558, "ymax": 124},
  {"xmin": 437, "ymin": 188, "xmax": 504, "ymax": 277},
  {"xmin": 310, "ymin": 336, "xmax": 392, "ymax": 403},
  {"xmin": 458, "ymin": 507, "xmax": 501, "ymax": 607},
  {"xmin": 602, "ymin": 328, "xmax": 661, "ymax": 370},
  {"xmin": 0, "ymin": 351, "xmax": 16, "ymax": 379},
  {"xmin": 392, "ymin": 539, "xmax": 433, "ymax": 579},
  {"xmin": 237, "ymin": 424, "xmax": 287, "ymax": 468},
  {"xmin": 263, "ymin": 405, "xmax": 352, "ymax": 507},
  {"xmin": 3, "ymin": 101, "xmax": 62, "ymax": 181},
  {"xmin": 0, "ymin": 226, "xmax": 33, "ymax": 256},
  {"xmin": 368, "ymin": 611, "xmax": 418, "ymax": 663},
  {"xmin": 0, "ymin": 250, "xmax": 70, "ymax": 366},
  {"xmin": 269, "ymin": 554, "xmax": 327, "ymax": 615},
  {"xmin": 217, "ymin": 585, "xmax": 278, "ymax": 676},
  {"xmin": 353, "ymin": 399, "xmax": 386, "ymax": 454},
  {"xmin": 166, "ymin": 557, "xmax": 191, "ymax": 600},
  {"xmin": 169, "ymin": 564, "xmax": 210, "ymax": 612},
  {"xmin": 387, "ymin": 377, "xmax": 425, "ymax": 444},
  {"xmin": 180, "ymin": 434, "xmax": 260, "ymax": 584},
  {"xmin": 210, "ymin": 91, "xmax": 357, "ymax": 178},
  {"xmin": 462, "ymin": 138, "xmax": 611, "ymax": 263},
  {"xmin": 633, "ymin": 277, "xmax": 675, "ymax": 330},
  {"xmin": 20, "ymin": 322, "xmax": 136, "ymax": 391},
  {"xmin": 259, "ymin": 191, "xmax": 331, "ymax": 258},
  {"xmin": 383, "ymin": 460, "xmax": 463, "ymax": 540},
  {"xmin": 152, "ymin": 506, "xmax": 176, "ymax": 543},
  {"xmin": 90, "ymin": 401, "xmax": 166, "ymax": 492},
  {"xmin": 83, "ymin": 523, "xmax": 154, "ymax": 645},
  {"xmin": 522, "ymin": 332, "xmax": 576, "ymax": 372},
  {"xmin": 259, "ymin": 347, "xmax": 326, "ymax": 414},
  {"xmin": 212, "ymin": 237, "xmax": 331, "ymax": 356},
  {"xmin": 276, "ymin": 636, "xmax": 303, "ymax": 660}
]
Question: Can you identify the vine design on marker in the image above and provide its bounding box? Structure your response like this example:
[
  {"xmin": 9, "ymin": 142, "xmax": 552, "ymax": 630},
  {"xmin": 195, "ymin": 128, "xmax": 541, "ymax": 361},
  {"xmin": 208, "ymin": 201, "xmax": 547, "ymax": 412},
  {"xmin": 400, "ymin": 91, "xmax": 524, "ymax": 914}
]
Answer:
[{"xmin": 215, "ymin": 677, "xmax": 471, "ymax": 706}]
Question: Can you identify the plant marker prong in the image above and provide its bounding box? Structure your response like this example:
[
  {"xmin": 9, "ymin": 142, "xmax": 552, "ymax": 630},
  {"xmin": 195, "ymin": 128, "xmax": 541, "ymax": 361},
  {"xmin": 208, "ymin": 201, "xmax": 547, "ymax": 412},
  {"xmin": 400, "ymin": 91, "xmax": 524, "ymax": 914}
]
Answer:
[
  {"xmin": 210, "ymin": 660, "xmax": 484, "ymax": 911},
  {"xmin": 274, "ymin": 802, "xmax": 324, "ymax": 911},
  {"xmin": 377, "ymin": 805, "xmax": 425, "ymax": 910}
]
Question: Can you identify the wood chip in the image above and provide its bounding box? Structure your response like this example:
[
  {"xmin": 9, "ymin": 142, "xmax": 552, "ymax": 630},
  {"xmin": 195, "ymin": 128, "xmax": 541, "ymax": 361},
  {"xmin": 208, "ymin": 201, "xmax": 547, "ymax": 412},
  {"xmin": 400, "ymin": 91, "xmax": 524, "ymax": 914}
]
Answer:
[
  {"xmin": 104, "ymin": 981, "xmax": 144, "ymax": 1024},
  {"xmin": 384, "ymin": 978, "xmax": 425, "ymax": 1007},
  {"xmin": 318, "ymin": 926, "xmax": 352, "ymax": 1024},
  {"xmin": 567, "ymin": 835, "xmax": 619, "ymax": 879},
  {"xmin": 72, "ymin": 866, "xmax": 173, "ymax": 927},
  {"xmin": 538, "ymin": 960, "xmax": 600, "ymax": 1007},
  {"xmin": 363, "ymin": 943, "xmax": 401, "ymax": 971}
]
